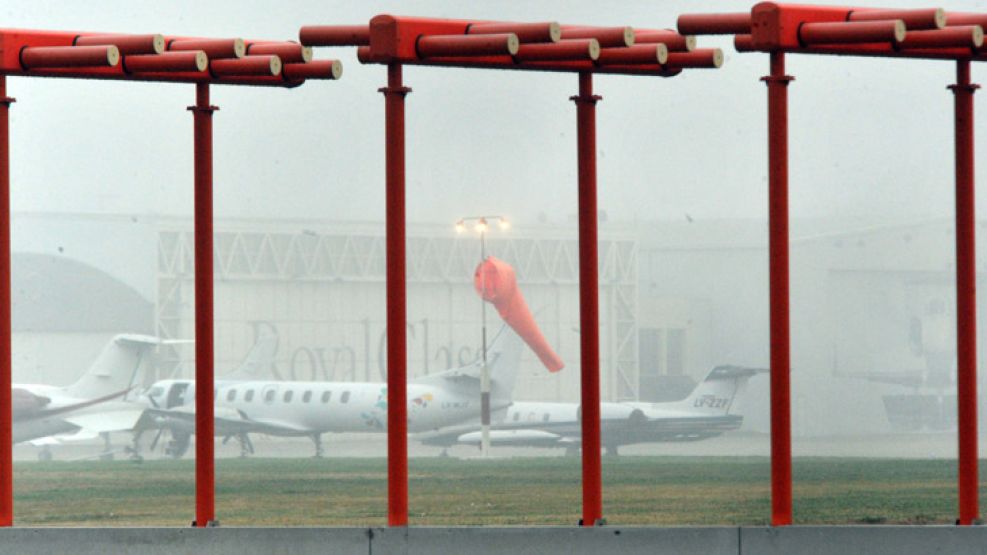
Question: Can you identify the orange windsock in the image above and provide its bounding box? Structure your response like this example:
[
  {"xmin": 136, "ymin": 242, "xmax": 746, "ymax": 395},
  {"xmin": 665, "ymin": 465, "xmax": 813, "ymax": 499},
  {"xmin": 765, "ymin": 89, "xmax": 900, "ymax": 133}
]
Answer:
[{"xmin": 474, "ymin": 256, "xmax": 564, "ymax": 373}]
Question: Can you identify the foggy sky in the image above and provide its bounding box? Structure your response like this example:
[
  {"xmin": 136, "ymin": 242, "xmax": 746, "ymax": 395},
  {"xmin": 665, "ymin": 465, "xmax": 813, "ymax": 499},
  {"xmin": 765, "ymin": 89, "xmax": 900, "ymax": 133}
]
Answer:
[{"xmin": 3, "ymin": 0, "xmax": 987, "ymax": 230}]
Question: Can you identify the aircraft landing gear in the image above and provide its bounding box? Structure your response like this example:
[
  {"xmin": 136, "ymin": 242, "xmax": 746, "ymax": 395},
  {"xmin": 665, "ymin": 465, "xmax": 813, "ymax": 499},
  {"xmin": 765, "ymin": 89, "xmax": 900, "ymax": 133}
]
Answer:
[
  {"xmin": 237, "ymin": 433, "xmax": 255, "ymax": 458},
  {"xmin": 126, "ymin": 431, "xmax": 144, "ymax": 463},
  {"xmin": 37, "ymin": 446, "xmax": 53, "ymax": 462},
  {"xmin": 311, "ymin": 433, "xmax": 324, "ymax": 458},
  {"xmin": 99, "ymin": 432, "xmax": 115, "ymax": 461},
  {"xmin": 165, "ymin": 431, "xmax": 192, "ymax": 459}
]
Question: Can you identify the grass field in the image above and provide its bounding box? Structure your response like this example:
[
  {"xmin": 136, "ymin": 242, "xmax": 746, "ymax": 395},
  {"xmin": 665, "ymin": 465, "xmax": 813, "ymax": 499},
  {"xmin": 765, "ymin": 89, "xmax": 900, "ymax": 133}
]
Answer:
[{"xmin": 8, "ymin": 456, "xmax": 978, "ymax": 526}]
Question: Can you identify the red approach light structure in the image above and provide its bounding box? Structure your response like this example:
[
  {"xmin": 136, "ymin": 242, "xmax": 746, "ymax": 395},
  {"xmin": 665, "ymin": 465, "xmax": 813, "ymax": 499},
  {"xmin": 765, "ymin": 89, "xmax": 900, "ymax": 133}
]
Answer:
[
  {"xmin": 679, "ymin": 3, "xmax": 984, "ymax": 526},
  {"xmin": 0, "ymin": 28, "xmax": 341, "ymax": 528},
  {"xmin": 301, "ymin": 14, "xmax": 723, "ymax": 528}
]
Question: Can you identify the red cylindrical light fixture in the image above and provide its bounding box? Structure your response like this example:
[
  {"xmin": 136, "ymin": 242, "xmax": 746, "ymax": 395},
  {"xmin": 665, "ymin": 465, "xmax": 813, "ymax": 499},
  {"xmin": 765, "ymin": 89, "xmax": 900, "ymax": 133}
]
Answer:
[
  {"xmin": 124, "ymin": 51, "xmax": 208, "ymax": 73},
  {"xmin": 299, "ymin": 25, "xmax": 370, "ymax": 47},
  {"xmin": 561, "ymin": 26, "xmax": 634, "ymax": 48},
  {"xmin": 735, "ymin": 34, "xmax": 755, "ymax": 52},
  {"xmin": 210, "ymin": 55, "xmax": 281, "ymax": 77},
  {"xmin": 677, "ymin": 13, "xmax": 752, "ymax": 35},
  {"xmin": 635, "ymin": 30, "xmax": 696, "ymax": 52},
  {"xmin": 20, "ymin": 45, "xmax": 120, "ymax": 69},
  {"xmin": 467, "ymin": 22, "xmax": 561, "ymax": 43},
  {"xmin": 416, "ymin": 33, "xmax": 520, "ymax": 58},
  {"xmin": 75, "ymin": 33, "xmax": 165, "ymax": 55},
  {"xmin": 848, "ymin": 8, "xmax": 945, "ymax": 30},
  {"xmin": 799, "ymin": 20, "xmax": 906, "ymax": 45},
  {"xmin": 282, "ymin": 59, "xmax": 342, "ymax": 80},
  {"xmin": 948, "ymin": 13, "xmax": 987, "ymax": 29},
  {"xmin": 666, "ymin": 48, "xmax": 723, "ymax": 68},
  {"xmin": 170, "ymin": 38, "xmax": 245, "ymax": 59},
  {"xmin": 515, "ymin": 39, "xmax": 600, "ymax": 62},
  {"xmin": 596, "ymin": 44, "xmax": 668, "ymax": 65},
  {"xmin": 246, "ymin": 42, "xmax": 313, "ymax": 64},
  {"xmin": 897, "ymin": 26, "xmax": 983, "ymax": 50}
]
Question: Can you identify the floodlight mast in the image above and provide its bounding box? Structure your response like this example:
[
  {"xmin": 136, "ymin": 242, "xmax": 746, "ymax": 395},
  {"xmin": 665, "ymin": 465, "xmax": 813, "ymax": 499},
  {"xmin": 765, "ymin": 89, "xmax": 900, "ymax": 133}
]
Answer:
[
  {"xmin": 680, "ymin": 2, "xmax": 984, "ymax": 526},
  {"xmin": 302, "ymin": 14, "xmax": 721, "ymax": 529},
  {"xmin": 0, "ymin": 27, "xmax": 342, "ymax": 528}
]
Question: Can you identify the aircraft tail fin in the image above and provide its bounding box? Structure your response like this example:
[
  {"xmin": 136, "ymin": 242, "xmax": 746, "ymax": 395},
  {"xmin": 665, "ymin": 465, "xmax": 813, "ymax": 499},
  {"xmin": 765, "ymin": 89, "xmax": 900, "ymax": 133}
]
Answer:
[
  {"xmin": 63, "ymin": 334, "xmax": 161, "ymax": 400},
  {"xmin": 226, "ymin": 323, "xmax": 279, "ymax": 381},
  {"xmin": 413, "ymin": 324, "xmax": 524, "ymax": 405},
  {"xmin": 488, "ymin": 325, "xmax": 524, "ymax": 404},
  {"xmin": 677, "ymin": 366, "xmax": 765, "ymax": 416}
]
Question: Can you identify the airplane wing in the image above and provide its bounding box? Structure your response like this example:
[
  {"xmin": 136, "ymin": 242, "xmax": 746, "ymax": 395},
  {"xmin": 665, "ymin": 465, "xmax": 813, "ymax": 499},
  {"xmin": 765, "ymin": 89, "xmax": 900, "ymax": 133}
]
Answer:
[
  {"xmin": 25, "ymin": 388, "xmax": 133, "ymax": 421},
  {"xmin": 142, "ymin": 407, "xmax": 314, "ymax": 437},
  {"xmin": 63, "ymin": 409, "xmax": 146, "ymax": 435},
  {"xmin": 456, "ymin": 429, "xmax": 572, "ymax": 447}
]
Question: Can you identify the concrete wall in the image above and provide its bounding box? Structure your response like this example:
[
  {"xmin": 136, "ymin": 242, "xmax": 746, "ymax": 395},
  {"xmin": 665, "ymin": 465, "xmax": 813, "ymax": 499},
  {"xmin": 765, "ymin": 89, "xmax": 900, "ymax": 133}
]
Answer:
[{"xmin": 1, "ymin": 526, "xmax": 985, "ymax": 555}]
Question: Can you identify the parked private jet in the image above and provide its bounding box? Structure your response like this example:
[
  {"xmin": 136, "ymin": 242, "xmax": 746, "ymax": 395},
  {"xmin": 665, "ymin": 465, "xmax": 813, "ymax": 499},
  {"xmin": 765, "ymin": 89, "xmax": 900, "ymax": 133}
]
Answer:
[
  {"xmin": 136, "ymin": 325, "xmax": 525, "ymax": 458},
  {"xmin": 418, "ymin": 365, "xmax": 763, "ymax": 455},
  {"xmin": 17, "ymin": 334, "xmax": 160, "ymax": 457}
]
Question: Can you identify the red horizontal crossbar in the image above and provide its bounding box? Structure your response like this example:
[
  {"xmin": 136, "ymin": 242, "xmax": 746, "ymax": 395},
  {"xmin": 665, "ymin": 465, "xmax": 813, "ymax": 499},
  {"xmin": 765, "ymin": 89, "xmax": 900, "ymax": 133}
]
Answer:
[
  {"xmin": 467, "ymin": 22, "xmax": 561, "ymax": 43},
  {"xmin": 299, "ymin": 25, "xmax": 370, "ymax": 47},
  {"xmin": 677, "ymin": 13, "xmax": 752, "ymax": 35}
]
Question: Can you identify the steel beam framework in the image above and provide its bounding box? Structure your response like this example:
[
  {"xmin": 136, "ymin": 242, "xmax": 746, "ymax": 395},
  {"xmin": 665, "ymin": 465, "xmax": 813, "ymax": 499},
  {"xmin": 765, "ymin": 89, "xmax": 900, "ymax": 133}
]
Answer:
[
  {"xmin": 302, "ymin": 14, "xmax": 721, "ymax": 528},
  {"xmin": 0, "ymin": 27, "xmax": 340, "ymax": 527},
  {"xmin": 680, "ymin": 2, "xmax": 984, "ymax": 526}
]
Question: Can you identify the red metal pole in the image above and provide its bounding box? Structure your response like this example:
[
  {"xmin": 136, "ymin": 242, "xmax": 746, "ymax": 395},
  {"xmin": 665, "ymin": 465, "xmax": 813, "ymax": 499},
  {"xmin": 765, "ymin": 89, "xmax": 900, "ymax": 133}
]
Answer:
[
  {"xmin": 189, "ymin": 82, "xmax": 216, "ymax": 528},
  {"xmin": 380, "ymin": 63, "xmax": 410, "ymax": 527},
  {"xmin": 763, "ymin": 51, "xmax": 793, "ymax": 527},
  {"xmin": 572, "ymin": 71, "xmax": 602, "ymax": 527},
  {"xmin": 0, "ymin": 76, "xmax": 14, "ymax": 528},
  {"xmin": 952, "ymin": 59, "xmax": 979, "ymax": 526}
]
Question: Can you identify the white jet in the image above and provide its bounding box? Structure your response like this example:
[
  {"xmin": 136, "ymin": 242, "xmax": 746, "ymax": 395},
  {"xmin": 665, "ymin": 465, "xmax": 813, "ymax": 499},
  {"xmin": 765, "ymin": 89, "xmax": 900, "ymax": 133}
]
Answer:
[
  {"xmin": 137, "ymin": 325, "xmax": 525, "ymax": 458},
  {"xmin": 17, "ymin": 334, "xmax": 160, "ymax": 459},
  {"xmin": 419, "ymin": 365, "xmax": 764, "ymax": 456}
]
